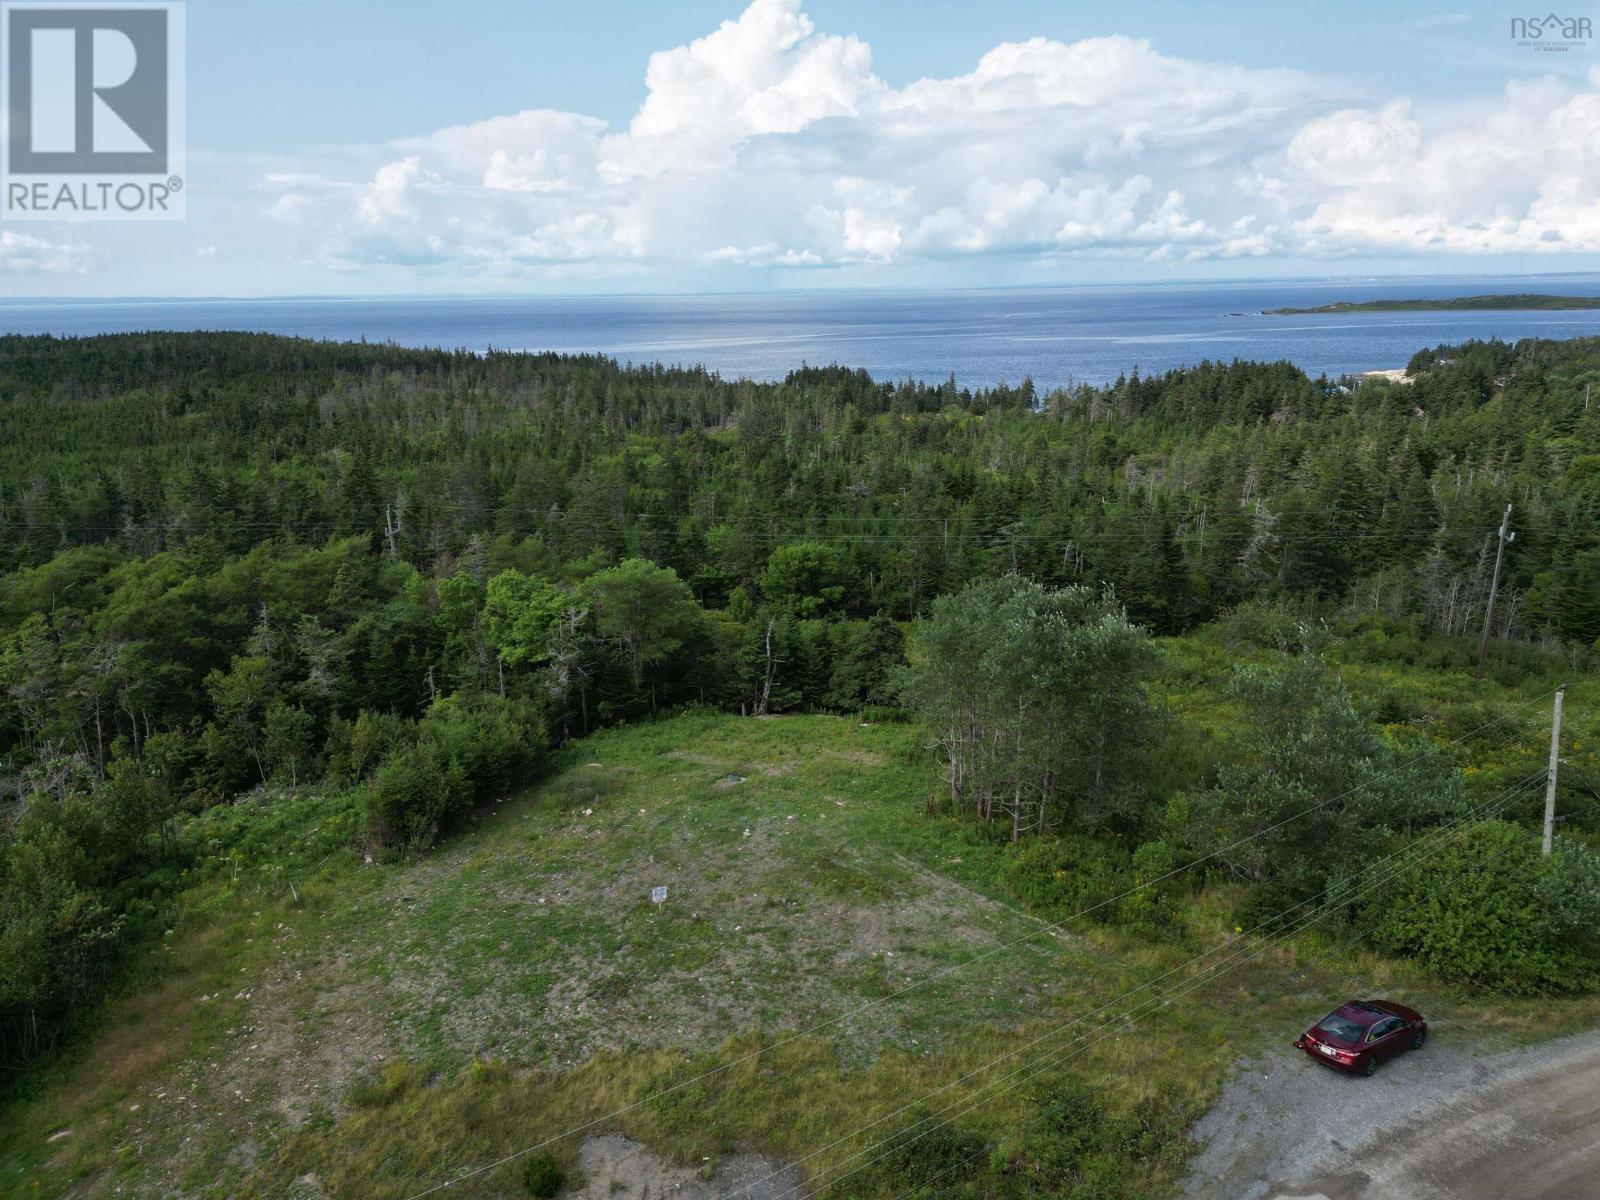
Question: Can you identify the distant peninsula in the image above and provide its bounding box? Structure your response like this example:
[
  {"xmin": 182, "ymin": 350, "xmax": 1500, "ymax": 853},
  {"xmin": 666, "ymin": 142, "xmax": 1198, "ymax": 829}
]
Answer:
[{"xmin": 1266, "ymin": 293, "xmax": 1600, "ymax": 315}]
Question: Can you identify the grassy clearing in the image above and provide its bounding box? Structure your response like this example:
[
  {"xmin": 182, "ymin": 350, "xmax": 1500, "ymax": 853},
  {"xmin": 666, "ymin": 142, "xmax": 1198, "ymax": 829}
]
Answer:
[
  {"xmin": 4, "ymin": 646, "xmax": 1598, "ymax": 1200},
  {"xmin": 2, "ymin": 713, "xmax": 1114, "ymax": 1198}
]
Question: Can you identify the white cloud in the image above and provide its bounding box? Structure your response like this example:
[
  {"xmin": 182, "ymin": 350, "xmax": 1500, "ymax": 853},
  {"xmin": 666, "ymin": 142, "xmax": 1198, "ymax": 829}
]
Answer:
[
  {"xmin": 705, "ymin": 241, "xmax": 823, "ymax": 266},
  {"xmin": 255, "ymin": 0, "xmax": 1600, "ymax": 281},
  {"xmin": 356, "ymin": 156, "xmax": 434, "ymax": 225},
  {"xmin": 1288, "ymin": 101, "xmax": 1421, "ymax": 187},
  {"xmin": 1287, "ymin": 71, "xmax": 1600, "ymax": 254},
  {"xmin": 268, "ymin": 192, "xmax": 312, "ymax": 223},
  {"xmin": 402, "ymin": 109, "xmax": 605, "ymax": 193},
  {"xmin": 0, "ymin": 230, "xmax": 94, "ymax": 274},
  {"xmin": 602, "ymin": 0, "xmax": 879, "ymax": 180}
]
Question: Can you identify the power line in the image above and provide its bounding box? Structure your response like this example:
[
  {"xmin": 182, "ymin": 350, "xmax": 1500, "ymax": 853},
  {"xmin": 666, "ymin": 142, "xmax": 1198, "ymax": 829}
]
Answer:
[
  {"xmin": 866, "ymin": 791, "xmax": 1578, "ymax": 1200},
  {"xmin": 925, "ymin": 791, "xmax": 1600, "ymax": 1200},
  {"xmin": 761, "ymin": 771, "xmax": 1548, "ymax": 1200},
  {"xmin": 394, "ymin": 696, "xmax": 1554, "ymax": 1199},
  {"xmin": 754, "ymin": 773, "xmax": 1547, "ymax": 1200},
  {"xmin": 4, "ymin": 509, "xmax": 1502, "ymax": 543},
  {"xmin": 419, "ymin": 771, "xmax": 1541, "ymax": 1200},
  {"xmin": 0, "ymin": 489, "xmax": 1514, "ymax": 539}
]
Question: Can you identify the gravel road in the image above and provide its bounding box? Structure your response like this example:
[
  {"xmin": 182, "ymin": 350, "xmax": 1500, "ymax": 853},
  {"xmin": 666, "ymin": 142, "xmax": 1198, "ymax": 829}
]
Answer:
[{"xmin": 1183, "ymin": 1025, "xmax": 1600, "ymax": 1200}]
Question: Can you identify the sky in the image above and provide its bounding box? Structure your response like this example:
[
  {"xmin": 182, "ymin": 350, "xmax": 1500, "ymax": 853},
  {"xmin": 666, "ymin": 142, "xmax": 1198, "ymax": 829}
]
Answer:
[{"xmin": 4, "ymin": 0, "xmax": 1600, "ymax": 296}]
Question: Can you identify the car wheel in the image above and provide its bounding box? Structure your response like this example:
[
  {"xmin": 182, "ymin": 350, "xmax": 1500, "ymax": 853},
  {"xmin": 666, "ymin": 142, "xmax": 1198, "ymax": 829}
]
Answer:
[
  {"xmin": 1362, "ymin": 1057, "xmax": 1378, "ymax": 1077},
  {"xmin": 1411, "ymin": 1029, "xmax": 1426, "ymax": 1051}
]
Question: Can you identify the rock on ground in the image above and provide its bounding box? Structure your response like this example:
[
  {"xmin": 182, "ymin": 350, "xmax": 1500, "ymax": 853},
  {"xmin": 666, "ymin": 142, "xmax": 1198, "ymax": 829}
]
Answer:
[{"xmin": 574, "ymin": 1134, "xmax": 802, "ymax": 1200}]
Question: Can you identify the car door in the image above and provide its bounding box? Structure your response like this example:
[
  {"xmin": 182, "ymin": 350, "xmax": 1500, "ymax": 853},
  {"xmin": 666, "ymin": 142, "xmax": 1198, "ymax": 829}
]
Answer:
[{"xmin": 1369, "ymin": 1016, "xmax": 1405, "ymax": 1060}]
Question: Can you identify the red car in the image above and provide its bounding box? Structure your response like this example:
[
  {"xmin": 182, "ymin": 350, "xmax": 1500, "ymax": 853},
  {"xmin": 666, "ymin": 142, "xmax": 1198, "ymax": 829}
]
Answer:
[{"xmin": 1294, "ymin": 999, "xmax": 1427, "ymax": 1076}]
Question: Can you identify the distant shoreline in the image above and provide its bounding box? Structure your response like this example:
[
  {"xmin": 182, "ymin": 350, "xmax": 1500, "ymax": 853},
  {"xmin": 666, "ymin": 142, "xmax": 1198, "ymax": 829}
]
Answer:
[
  {"xmin": 1267, "ymin": 293, "xmax": 1600, "ymax": 315},
  {"xmin": 4, "ymin": 282, "xmax": 1598, "ymax": 391},
  {"xmin": 1359, "ymin": 368, "xmax": 1413, "ymax": 384}
]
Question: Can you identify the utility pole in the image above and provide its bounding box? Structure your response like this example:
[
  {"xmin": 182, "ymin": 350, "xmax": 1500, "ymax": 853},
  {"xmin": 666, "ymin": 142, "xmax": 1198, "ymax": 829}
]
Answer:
[
  {"xmin": 1475, "ymin": 503, "xmax": 1513, "ymax": 681},
  {"xmin": 1543, "ymin": 685, "xmax": 1566, "ymax": 856}
]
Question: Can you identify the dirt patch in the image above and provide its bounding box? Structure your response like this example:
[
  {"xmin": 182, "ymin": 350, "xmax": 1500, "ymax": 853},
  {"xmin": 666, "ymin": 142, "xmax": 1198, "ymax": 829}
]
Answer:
[
  {"xmin": 360, "ymin": 805, "xmax": 1068, "ymax": 1069},
  {"xmin": 9, "ymin": 716, "xmax": 1109, "ymax": 1200},
  {"xmin": 665, "ymin": 751, "xmax": 796, "ymax": 779},
  {"xmin": 574, "ymin": 1133, "xmax": 802, "ymax": 1200},
  {"xmin": 251, "ymin": 968, "xmax": 397, "ymax": 1128},
  {"xmin": 816, "ymin": 747, "xmax": 890, "ymax": 768},
  {"xmin": 60, "ymin": 928, "xmax": 399, "ymax": 1199}
]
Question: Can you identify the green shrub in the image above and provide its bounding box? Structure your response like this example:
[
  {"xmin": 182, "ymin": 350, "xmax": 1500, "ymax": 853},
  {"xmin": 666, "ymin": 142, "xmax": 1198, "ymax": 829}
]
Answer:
[
  {"xmin": 860, "ymin": 1085, "xmax": 1187, "ymax": 1200},
  {"xmin": 1015, "ymin": 1085, "xmax": 1190, "ymax": 1198},
  {"xmin": 1361, "ymin": 820, "xmax": 1598, "ymax": 994},
  {"xmin": 1539, "ymin": 835, "xmax": 1600, "ymax": 933},
  {"xmin": 864, "ymin": 1114, "xmax": 988, "ymax": 1200},
  {"xmin": 519, "ymin": 1151, "xmax": 565, "ymax": 1199},
  {"xmin": 1183, "ymin": 652, "xmax": 1462, "ymax": 903},
  {"xmin": 361, "ymin": 743, "xmax": 470, "ymax": 851},
  {"xmin": 357, "ymin": 693, "xmax": 544, "ymax": 851},
  {"xmin": 1118, "ymin": 839, "xmax": 1185, "ymax": 934},
  {"xmin": 416, "ymin": 693, "xmax": 542, "ymax": 803},
  {"xmin": 1210, "ymin": 598, "xmax": 1313, "ymax": 652},
  {"xmin": 1232, "ymin": 879, "xmax": 1308, "ymax": 938},
  {"xmin": 1002, "ymin": 835, "xmax": 1130, "ymax": 926},
  {"xmin": 347, "ymin": 1061, "xmax": 430, "ymax": 1109},
  {"xmin": 1369, "ymin": 685, "xmax": 1427, "ymax": 727}
]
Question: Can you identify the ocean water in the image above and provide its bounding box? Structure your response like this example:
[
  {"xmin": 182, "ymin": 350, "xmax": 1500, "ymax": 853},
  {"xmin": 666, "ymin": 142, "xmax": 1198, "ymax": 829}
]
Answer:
[{"xmin": 4, "ymin": 275, "xmax": 1600, "ymax": 389}]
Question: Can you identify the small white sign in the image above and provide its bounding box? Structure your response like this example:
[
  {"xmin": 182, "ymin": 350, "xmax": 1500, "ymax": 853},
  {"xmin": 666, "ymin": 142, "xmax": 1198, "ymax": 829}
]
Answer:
[{"xmin": 650, "ymin": 886, "xmax": 668, "ymax": 905}]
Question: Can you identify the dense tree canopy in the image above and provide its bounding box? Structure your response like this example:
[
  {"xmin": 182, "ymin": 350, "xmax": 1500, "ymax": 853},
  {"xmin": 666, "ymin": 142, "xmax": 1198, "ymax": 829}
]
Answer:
[
  {"xmin": 2, "ymin": 329, "xmax": 1599, "ymax": 1072},
  {"xmin": 2, "ymin": 332, "xmax": 1598, "ymax": 646}
]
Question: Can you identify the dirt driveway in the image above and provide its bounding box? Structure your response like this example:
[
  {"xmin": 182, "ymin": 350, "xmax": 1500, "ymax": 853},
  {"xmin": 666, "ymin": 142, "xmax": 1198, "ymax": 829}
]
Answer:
[{"xmin": 1184, "ymin": 1027, "xmax": 1600, "ymax": 1200}]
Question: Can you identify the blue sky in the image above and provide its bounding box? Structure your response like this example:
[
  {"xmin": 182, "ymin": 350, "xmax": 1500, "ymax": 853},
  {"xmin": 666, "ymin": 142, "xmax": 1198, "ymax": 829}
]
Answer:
[
  {"xmin": 190, "ymin": 1, "xmax": 1538, "ymax": 149},
  {"xmin": 6, "ymin": 0, "xmax": 1600, "ymax": 295}
]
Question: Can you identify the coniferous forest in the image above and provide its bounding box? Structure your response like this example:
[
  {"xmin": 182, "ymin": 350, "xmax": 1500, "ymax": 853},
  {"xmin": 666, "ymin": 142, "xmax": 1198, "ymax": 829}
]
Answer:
[{"xmin": 3, "ymin": 330, "xmax": 1599, "ymax": 1077}]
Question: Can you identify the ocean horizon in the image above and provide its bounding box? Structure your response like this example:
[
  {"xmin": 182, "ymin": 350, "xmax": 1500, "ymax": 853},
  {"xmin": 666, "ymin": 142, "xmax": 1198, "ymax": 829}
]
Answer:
[{"xmin": 5, "ymin": 273, "xmax": 1600, "ymax": 389}]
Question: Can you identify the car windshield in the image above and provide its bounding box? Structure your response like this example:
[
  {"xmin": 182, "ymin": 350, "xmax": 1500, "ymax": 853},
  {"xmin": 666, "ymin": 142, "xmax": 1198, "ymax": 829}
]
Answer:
[{"xmin": 1315, "ymin": 1014, "xmax": 1366, "ymax": 1042}]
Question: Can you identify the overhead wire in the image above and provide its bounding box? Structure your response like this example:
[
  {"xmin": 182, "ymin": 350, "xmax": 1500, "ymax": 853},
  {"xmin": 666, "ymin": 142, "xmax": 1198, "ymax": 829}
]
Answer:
[
  {"xmin": 394, "ymin": 695, "xmax": 1553, "ymax": 1199},
  {"xmin": 740, "ymin": 772, "xmax": 1548, "ymax": 1200}
]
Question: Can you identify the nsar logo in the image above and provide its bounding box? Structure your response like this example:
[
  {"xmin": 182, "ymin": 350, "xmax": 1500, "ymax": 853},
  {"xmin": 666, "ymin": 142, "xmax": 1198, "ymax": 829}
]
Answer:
[{"xmin": 1509, "ymin": 12, "xmax": 1592, "ymax": 51}]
